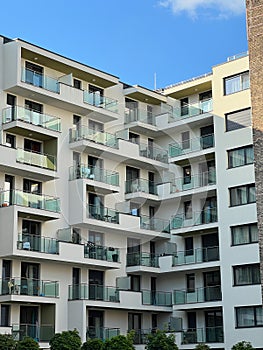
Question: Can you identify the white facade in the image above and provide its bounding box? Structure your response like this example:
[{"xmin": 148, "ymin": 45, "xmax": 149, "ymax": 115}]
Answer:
[{"xmin": 0, "ymin": 36, "xmax": 261, "ymax": 349}]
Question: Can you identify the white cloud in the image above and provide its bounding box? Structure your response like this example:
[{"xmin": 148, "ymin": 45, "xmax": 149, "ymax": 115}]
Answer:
[{"xmin": 159, "ymin": 0, "xmax": 246, "ymax": 18}]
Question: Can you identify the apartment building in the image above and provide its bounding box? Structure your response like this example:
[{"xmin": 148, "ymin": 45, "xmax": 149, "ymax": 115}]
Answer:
[{"xmin": 0, "ymin": 34, "xmax": 261, "ymax": 350}]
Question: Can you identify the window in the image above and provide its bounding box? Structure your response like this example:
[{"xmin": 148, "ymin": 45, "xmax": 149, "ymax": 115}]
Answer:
[
  {"xmin": 6, "ymin": 134, "xmax": 16, "ymax": 148},
  {"xmin": 73, "ymin": 78, "xmax": 82, "ymax": 90},
  {"xmin": 233, "ymin": 264, "xmax": 260, "ymax": 286},
  {"xmin": 184, "ymin": 201, "xmax": 192, "ymax": 219},
  {"xmin": 228, "ymin": 146, "xmax": 254, "ymax": 168},
  {"xmin": 185, "ymin": 237, "xmax": 193, "ymax": 256},
  {"xmin": 182, "ymin": 131, "xmax": 190, "ymax": 149},
  {"xmin": 180, "ymin": 98, "xmax": 189, "ymax": 116},
  {"xmin": 186, "ymin": 273, "xmax": 195, "ymax": 293},
  {"xmin": 229, "ymin": 184, "xmax": 256, "ymax": 206},
  {"xmin": 1, "ymin": 305, "xmax": 10, "ymax": 326},
  {"xmin": 231, "ymin": 223, "xmax": 258, "ymax": 246},
  {"xmin": 225, "ymin": 108, "xmax": 251, "ymax": 132},
  {"xmin": 183, "ymin": 166, "xmax": 191, "ymax": 184},
  {"xmin": 129, "ymin": 132, "xmax": 140, "ymax": 144},
  {"xmin": 236, "ymin": 306, "xmax": 263, "ymax": 328},
  {"xmin": 25, "ymin": 61, "xmax": 43, "ymax": 87},
  {"xmin": 224, "ymin": 71, "xmax": 250, "ymax": 95}
]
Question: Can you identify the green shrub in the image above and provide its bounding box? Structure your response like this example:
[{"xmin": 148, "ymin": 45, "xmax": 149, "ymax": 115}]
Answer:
[
  {"xmin": 0, "ymin": 334, "xmax": 16, "ymax": 350},
  {"xmin": 195, "ymin": 344, "xmax": 211, "ymax": 350},
  {"xmin": 145, "ymin": 330, "xmax": 178, "ymax": 350},
  {"xmin": 16, "ymin": 337, "xmax": 40, "ymax": 350},
  {"xmin": 81, "ymin": 338, "xmax": 104, "ymax": 350},
  {"xmin": 49, "ymin": 329, "xmax": 82, "ymax": 350},
  {"xmin": 232, "ymin": 341, "xmax": 255, "ymax": 350},
  {"xmin": 103, "ymin": 334, "xmax": 135, "ymax": 350}
]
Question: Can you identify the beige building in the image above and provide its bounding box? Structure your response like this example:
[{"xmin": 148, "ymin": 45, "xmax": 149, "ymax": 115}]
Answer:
[{"xmin": 0, "ymin": 34, "xmax": 261, "ymax": 349}]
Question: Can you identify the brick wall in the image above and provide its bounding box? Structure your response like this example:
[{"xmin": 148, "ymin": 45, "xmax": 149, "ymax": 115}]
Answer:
[{"xmin": 246, "ymin": 0, "xmax": 263, "ymax": 304}]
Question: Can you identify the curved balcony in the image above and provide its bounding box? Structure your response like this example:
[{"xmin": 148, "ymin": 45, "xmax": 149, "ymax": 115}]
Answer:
[{"xmin": 173, "ymin": 285, "xmax": 222, "ymax": 305}]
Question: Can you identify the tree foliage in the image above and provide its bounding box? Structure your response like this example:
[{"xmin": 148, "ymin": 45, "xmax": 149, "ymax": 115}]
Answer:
[
  {"xmin": 145, "ymin": 330, "xmax": 178, "ymax": 350},
  {"xmin": 49, "ymin": 329, "xmax": 82, "ymax": 350},
  {"xmin": 16, "ymin": 337, "xmax": 40, "ymax": 350},
  {"xmin": 195, "ymin": 344, "xmax": 211, "ymax": 350},
  {"xmin": 232, "ymin": 341, "xmax": 255, "ymax": 350},
  {"xmin": 81, "ymin": 338, "xmax": 104, "ymax": 350},
  {"xmin": 0, "ymin": 334, "xmax": 16, "ymax": 350},
  {"xmin": 103, "ymin": 334, "xmax": 135, "ymax": 350}
]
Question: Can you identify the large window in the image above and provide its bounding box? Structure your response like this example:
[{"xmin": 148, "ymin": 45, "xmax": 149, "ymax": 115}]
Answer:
[
  {"xmin": 225, "ymin": 108, "xmax": 251, "ymax": 132},
  {"xmin": 228, "ymin": 146, "xmax": 254, "ymax": 168},
  {"xmin": 233, "ymin": 264, "xmax": 260, "ymax": 286},
  {"xmin": 236, "ymin": 306, "xmax": 263, "ymax": 328},
  {"xmin": 231, "ymin": 223, "xmax": 258, "ymax": 246},
  {"xmin": 224, "ymin": 71, "xmax": 250, "ymax": 95},
  {"xmin": 229, "ymin": 184, "xmax": 256, "ymax": 207}
]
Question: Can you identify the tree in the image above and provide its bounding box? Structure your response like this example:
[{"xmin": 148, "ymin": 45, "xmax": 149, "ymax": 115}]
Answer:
[
  {"xmin": 145, "ymin": 330, "xmax": 178, "ymax": 350},
  {"xmin": 195, "ymin": 344, "xmax": 211, "ymax": 350},
  {"xmin": 81, "ymin": 338, "xmax": 104, "ymax": 350},
  {"xmin": 0, "ymin": 334, "xmax": 16, "ymax": 350},
  {"xmin": 232, "ymin": 341, "xmax": 255, "ymax": 350},
  {"xmin": 103, "ymin": 334, "xmax": 135, "ymax": 350},
  {"xmin": 16, "ymin": 337, "xmax": 40, "ymax": 350},
  {"xmin": 49, "ymin": 329, "xmax": 82, "ymax": 350}
]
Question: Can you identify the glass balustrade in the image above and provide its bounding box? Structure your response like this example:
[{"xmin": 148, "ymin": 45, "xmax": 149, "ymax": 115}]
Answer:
[
  {"xmin": 171, "ymin": 171, "xmax": 216, "ymax": 193},
  {"xmin": 86, "ymin": 327, "xmax": 120, "ymax": 341},
  {"xmin": 172, "ymin": 246, "xmax": 219, "ymax": 265},
  {"xmin": 84, "ymin": 243, "xmax": 119, "ymax": 262},
  {"xmin": 171, "ymin": 208, "xmax": 217, "ymax": 229},
  {"xmin": 125, "ymin": 178, "xmax": 157, "ymax": 195},
  {"xmin": 126, "ymin": 252, "xmax": 159, "ymax": 267},
  {"xmin": 21, "ymin": 67, "xmax": 60, "ymax": 93},
  {"xmin": 124, "ymin": 108, "xmax": 156, "ymax": 125},
  {"xmin": 142, "ymin": 290, "xmax": 172, "ymax": 306},
  {"xmin": 69, "ymin": 164, "xmax": 119, "ymax": 186},
  {"xmin": 174, "ymin": 285, "xmax": 222, "ymax": 304},
  {"xmin": 140, "ymin": 215, "xmax": 170, "ymax": 233},
  {"xmin": 69, "ymin": 126, "xmax": 118, "ymax": 148},
  {"xmin": 169, "ymin": 98, "xmax": 213, "ymax": 122},
  {"xmin": 169, "ymin": 134, "xmax": 214, "ymax": 158},
  {"xmin": 12, "ymin": 323, "xmax": 55, "ymax": 342},
  {"xmin": 83, "ymin": 91, "xmax": 118, "ymax": 113},
  {"xmin": 68, "ymin": 284, "xmax": 119, "ymax": 302},
  {"xmin": 17, "ymin": 233, "xmax": 59, "ymax": 255},
  {"xmin": 17, "ymin": 148, "xmax": 57, "ymax": 171},
  {"xmin": 139, "ymin": 143, "xmax": 168, "ymax": 163},
  {"xmin": 87, "ymin": 204, "xmax": 119, "ymax": 224},
  {"xmin": 182, "ymin": 326, "xmax": 224, "ymax": 344}
]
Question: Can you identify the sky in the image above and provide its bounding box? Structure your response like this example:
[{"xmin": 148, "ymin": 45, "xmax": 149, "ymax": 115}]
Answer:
[{"xmin": 1, "ymin": 0, "xmax": 247, "ymax": 90}]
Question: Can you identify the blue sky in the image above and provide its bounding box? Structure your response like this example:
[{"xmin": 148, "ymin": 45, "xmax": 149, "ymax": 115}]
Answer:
[{"xmin": 1, "ymin": 0, "xmax": 247, "ymax": 90}]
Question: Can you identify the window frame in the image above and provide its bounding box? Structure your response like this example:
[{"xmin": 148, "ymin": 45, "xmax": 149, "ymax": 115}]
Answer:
[
  {"xmin": 229, "ymin": 183, "xmax": 256, "ymax": 207},
  {"xmin": 231, "ymin": 223, "xmax": 258, "ymax": 246},
  {"xmin": 236, "ymin": 306, "xmax": 263, "ymax": 328},
  {"xmin": 224, "ymin": 71, "xmax": 250, "ymax": 95},
  {"xmin": 233, "ymin": 263, "xmax": 260, "ymax": 286},
  {"xmin": 228, "ymin": 145, "xmax": 254, "ymax": 168}
]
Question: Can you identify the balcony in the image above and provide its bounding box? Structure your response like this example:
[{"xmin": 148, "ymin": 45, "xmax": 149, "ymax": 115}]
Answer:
[
  {"xmin": 12, "ymin": 323, "xmax": 55, "ymax": 342},
  {"xmin": 17, "ymin": 233, "xmax": 59, "ymax": 255},
  {"xmin": 87, "ymin": 204, "xmax": 119, "ymax": 224},
  {"xmin": 131, "ymin": 329, "xmax": 151, "ymax": 345},
  {"xmin": 86, "ymin": 327, "xmax": 120, "ymax": 341},
  {"xmin": 142, "ymin": 290, "xmax": 172, "ymax": 306},
  {"xmin": 0, "ymin": 277, "xmax": 59, "ymax": 297},
  {"xmin": 140, "ymin": 215, "xmax": 170, "ymax": 233},
  {"xmin": 69, "ymin": 164, "xmax": 119, "ymax": 187},
  {"xmin": 0, "ymin": 190, "xmax": 60, "ymax": 213},
  {"xmin": 125, "ymin": 178, "xmax": 157, "ymax": 195},
  {"xmin": 173, "ymin": 246, "xmax": 220, "ymax": 266},
  {"xmin": 2, "ymin": 106, "xmax": 61, "ymax": 133},
  {"xmin": 83, "ymin": 91, "xmax": 118, "ymax": 113},
  {"xmin": 84, "ymin": 243, "xmax": 119, "ymax": 263},
  {"xmin": 68, "ymin": 284, "xmax": 119, "ymax": 302},
  {"xmin": 17, "ymin": 149, "xmax": 57, "ymax": 171},
  {"xmin": 171, "ymin": 171, "xmax": 216, "ymax": 194},
  {"xmin": 139, "ymin": 143, "xmax": 168, "ymax": 164},
  {"xmin": 169, "ymin": 99, "xmax": 213, "ymax": 122},
  {"xmin": 21, "ymin": 67, "xmax": 60, "ymax": 93},
  {"xmin": 169, "ymin": 134, "xmax": 214, "ymax": 162},
  {"xmin": 171, "ymin": 208, "xmax": 217, "ymax": 230},
  {"xmin": 182, "ymin": 326, "xmax": 224, "ymax": 344},
  {"xmin": 173, "ymin": 285, "xmax": 222, "ymax": 305},
  {"xmin": 126, "ymin": 252, "xmax": 159, "ymax": 268},
  {"xmin": 125, "ymin": 108, "xmax": 156, "ymax": 126}
]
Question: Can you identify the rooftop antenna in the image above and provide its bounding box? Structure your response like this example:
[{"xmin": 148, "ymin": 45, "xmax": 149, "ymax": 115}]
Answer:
[{"xmin": 154, "ymin": 73, "xmax": 157, "ymax": 90}]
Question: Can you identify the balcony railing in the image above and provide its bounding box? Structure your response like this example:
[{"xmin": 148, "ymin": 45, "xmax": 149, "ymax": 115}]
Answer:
[
  {"xmin": 170, "ymin": 99, "xmax": 213, "ymax": 122},
  {"xmin": 125, "ymin": 108, "xmax": 156, "ymax": 126},
  {"xmin": 83, "ymin": 91, "xmax": 118, "ymax": 113},
  {"xmin": 2, "ymin": 106, "xmax": 61, "ymax": 131},
  {"xmin": 130, "ymin": 329, "xmax": 152, "ymax": 344},
  {"xmin": 87, "ymin": 327, "xmax": 120, "ymax": 341},
  {"xmin": 12, "ymin": 323, "xmax": 55, "ymax": 342},
  {"xmin": 182, "ymin": 326, "xmax": 224, "ymax": 344},
  {"xmin": 173, "ymin": 246, "xmax": 220, "ymax": 266},
  {"xmin": 68, "ymin": 284, "xmax": 119, "ymax": 302},
  {"xmin": 169, "ymin": 134, "xmax": 214, "ymax": 158},
  {"xmin": 21, "ymin": 67, "xmax": 60, "ymax": 93},
  {"xmin": 171, "ymin": 171, "xmax": 216, "ymax": 193},
  {"xmin": 87, "ymin": 204, "xmax": 119, "ymax": 224},
  {"xmin": 17, "ymin": 148, "xmax": 57, "ymax": 171},
  {"xmin": 126, "ymin": 252, "xmax": 159, "ymax": 267},
  {"xmin": 0, "ymin": 190, "xmax": 60, "ymax": 213},
  {"xmin": 69, "ymin": 126, "xmax": 118, "ymax": 148},
  {"xmin": 125, "ymin": 178, "xmax": 157, "ymax": 195},
  {"xmin": 0, "ymin": 277, "xmax": 59, "ymax": 297},
  {"xmin": 139, "ymin": 143, "xmax": 168, "ymax": 163},
  {"xmin": 17, "ymin": 233, "xmax": 59, "ymax": 255},
  {"xmin": 84, "ymin": 243, "xmax": 119, "ymax": 262},
  {"xmin": 171, "ymin": 208, "xmax": 217, "ymax": 229},
  {"xmin": 69, "ymin": 164, "xmax": 119, "ymax": 186},
  {"xmin": 142, "ymin": 290, "xmax": 172, "ymax": 306},
  {"xmin": 174, "ymin": 285, "xmax": 222, "ymax": 305},
  {"xmin": 140, "ymin": 215, "xmax": 170, "ymax": 233}
]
